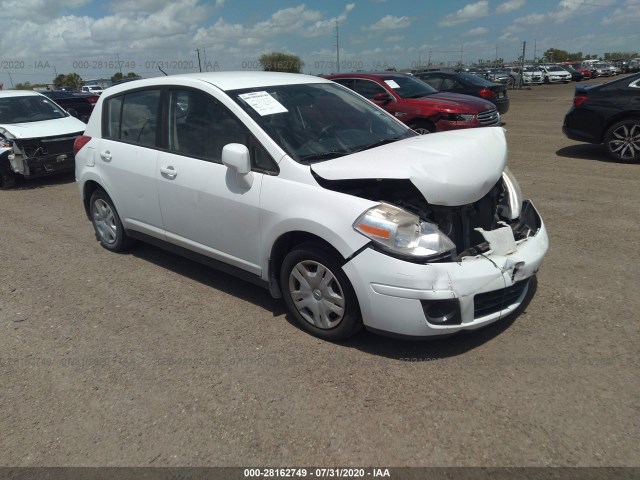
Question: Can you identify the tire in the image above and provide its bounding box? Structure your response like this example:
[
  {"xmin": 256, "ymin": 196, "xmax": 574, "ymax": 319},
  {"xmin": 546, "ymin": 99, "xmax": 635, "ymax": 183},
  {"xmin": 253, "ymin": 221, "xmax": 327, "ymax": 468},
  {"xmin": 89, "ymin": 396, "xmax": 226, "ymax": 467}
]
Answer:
[
  {"xmin": 280, "ymin": 243, "xmax": 361, "ymax": 340},
  {"xmin": 604, "ymin": 119, "xmax": 640, "ymax": 162},
  {"xmin": 0, "ymin": 157, "xmax": 17, "ymax": 190},
  {"xmin": 89, "ymin": 189, "xmax": 134, "ymax": 251},
  {"xmin": 409, "ymin": 121, "xmax": 435, "ymax": 135}
]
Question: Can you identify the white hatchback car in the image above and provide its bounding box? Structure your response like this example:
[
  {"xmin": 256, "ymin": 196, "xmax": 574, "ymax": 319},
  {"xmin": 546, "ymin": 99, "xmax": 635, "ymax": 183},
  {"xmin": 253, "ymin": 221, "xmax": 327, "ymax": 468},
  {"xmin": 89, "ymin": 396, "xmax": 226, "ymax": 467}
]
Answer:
[{"xmin": 74, "ymin": 72, "xmax": 548, "ymax": 340}]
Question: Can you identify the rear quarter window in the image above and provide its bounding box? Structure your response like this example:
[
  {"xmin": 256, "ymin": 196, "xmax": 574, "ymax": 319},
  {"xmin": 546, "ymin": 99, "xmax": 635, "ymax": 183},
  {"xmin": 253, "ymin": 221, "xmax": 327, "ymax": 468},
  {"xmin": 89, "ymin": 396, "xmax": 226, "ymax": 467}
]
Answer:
[{"xmin": 103, "ymin": 89, "xmax": 161, "ymax": 148}]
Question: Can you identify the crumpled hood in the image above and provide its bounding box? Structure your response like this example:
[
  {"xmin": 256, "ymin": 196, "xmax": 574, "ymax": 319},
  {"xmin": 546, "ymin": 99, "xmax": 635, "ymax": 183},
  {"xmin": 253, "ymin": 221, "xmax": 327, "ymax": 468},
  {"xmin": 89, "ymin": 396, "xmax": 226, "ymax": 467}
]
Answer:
[
  {"xmin": 311, "ymin": 127, "xmax": 507, "ymax": 207},
  {"xmin": 0, "ymin": 116, "xmax": 85, "ymax": 140}
]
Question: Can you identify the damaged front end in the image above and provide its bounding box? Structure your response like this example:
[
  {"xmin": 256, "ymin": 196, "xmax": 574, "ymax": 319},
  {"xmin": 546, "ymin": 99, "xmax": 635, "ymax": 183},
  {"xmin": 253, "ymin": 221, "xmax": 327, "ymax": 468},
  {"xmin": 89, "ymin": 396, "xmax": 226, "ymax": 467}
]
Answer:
[
  {"xmin": 0, "ymin": 130, "xmax": 82, "ymax": 178},
  {"xmin": 313, "ymin": 169, "xmax": 541, "ymax": 263}
]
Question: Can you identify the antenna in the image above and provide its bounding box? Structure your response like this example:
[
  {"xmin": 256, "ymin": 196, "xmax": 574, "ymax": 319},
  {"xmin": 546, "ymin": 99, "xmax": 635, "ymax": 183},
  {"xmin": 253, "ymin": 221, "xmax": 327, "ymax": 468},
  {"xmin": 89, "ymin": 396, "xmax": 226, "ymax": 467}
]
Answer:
[{"xmin": 335, "ymin": 20, "xmax": 340, "ymax": 73}]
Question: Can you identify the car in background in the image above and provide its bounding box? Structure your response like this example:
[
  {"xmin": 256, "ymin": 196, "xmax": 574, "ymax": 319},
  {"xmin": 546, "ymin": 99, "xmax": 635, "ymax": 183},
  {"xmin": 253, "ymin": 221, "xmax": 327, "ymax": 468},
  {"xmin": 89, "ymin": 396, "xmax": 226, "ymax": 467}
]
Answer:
[
  {"xmin": 479, "ymin": 68, "xmax": 511, "ymax": 85},
  {"xmin": 558, "ymin": 64, "xmax": 584, "ymax": 82},
  {"xmin": 507, "ymin": 66, "xmax": 543, "ymax": 85},
  {"xmin": 41, "ymin": 90, "xmax": 99, "ymax": 123},
  {"xmin": 74, "ymin": 71, "xmax": 547, "ymax": 340},
  {"xmin": 415, "ymin": 71, "xmax": 509, "ymax": 114},
  {"xmin": 563, "ymin": 73, "xmax": 640, "ymax": 162},
  {"xmin": 561, "ymin": 62, "xmax": 593, "ymax": 79},
  {"xmin": 81, "ymin": 85, "xmax": 105, "ymax": 95},
  {"xmin": 325, "ymin": 72, "xmax": 500, "ymax": 134},
  {"xmin": 0, "ymin": 90, "xmax": 86, "ymax": 188},
  {"xmin": 628, "ymin": 59, "xmax": 640, "ymax": 73},
  {"xmin": 539, "ymin": 65, "xmax": 572, "ymax": 84}
]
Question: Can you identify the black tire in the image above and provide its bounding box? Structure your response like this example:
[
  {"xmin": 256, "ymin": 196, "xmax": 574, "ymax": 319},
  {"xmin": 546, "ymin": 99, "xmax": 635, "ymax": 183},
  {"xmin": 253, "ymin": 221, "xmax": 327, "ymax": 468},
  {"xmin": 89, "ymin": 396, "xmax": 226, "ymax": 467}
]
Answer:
[
  {"xmin": 88, "ymin": 189, "xmax": 134, "ymax": 251},
  {"xmin": 409, "ymin": 120, "xmax": 435, "ymax": 135},
  {"xmin": 604, "ymin": 119, "xmax": 640, "ymax": 163},
  {"xmin": 0, "ymin": 158, "xmax": 17, "ymax": 190},
  {"xmin": 280, "ymin": 243, "xmax": 362, "ymax": 340}
]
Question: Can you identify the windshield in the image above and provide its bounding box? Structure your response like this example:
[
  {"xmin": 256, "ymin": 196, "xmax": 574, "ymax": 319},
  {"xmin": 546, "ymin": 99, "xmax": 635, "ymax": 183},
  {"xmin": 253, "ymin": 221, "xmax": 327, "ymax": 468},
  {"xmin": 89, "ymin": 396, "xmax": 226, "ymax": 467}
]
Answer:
[
  {"xmin": 455, "ymin": 72, "xmax": 496, "ymax": 86},
  {"xmin": 547, "ymin": 66, "xmax": 564, "ymax": 71},
  {"xmin": 0, "ymin": 95, "xmax": 67, "ymax": 123},
  {"xmin": 379, "ymin": 75, "xmax": 438, "ymax": 99},
  {"xmin": 230, "ymin": 83, "xmax": 415, "ymax": 164}
]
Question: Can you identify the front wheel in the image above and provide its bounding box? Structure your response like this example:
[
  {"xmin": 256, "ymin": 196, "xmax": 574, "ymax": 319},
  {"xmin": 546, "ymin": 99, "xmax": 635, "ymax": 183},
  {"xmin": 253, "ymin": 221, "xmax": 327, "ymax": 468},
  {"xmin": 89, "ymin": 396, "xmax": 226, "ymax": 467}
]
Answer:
[
  {"xmin": 280, "ymin": 244, "xmax": 361, "ymax": 340},
  {"xmin": 0, "ymin": 157, "xmax": 17, "ymax": 190},
  {"xmin": 89, "ymin": 189, "xmax": 134, "ymax": 251},
  {"xmin": 409, "ymin": 121, "xmax": 435, "ymax": 135},
  {"xmin": 605, "ymin": 119, "xmax": 640, "ymax": 162}
]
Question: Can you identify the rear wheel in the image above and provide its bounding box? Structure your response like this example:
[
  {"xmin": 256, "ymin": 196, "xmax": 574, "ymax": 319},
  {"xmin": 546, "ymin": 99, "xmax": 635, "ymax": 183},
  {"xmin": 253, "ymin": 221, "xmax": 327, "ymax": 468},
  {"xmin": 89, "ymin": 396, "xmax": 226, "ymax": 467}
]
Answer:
[
  {"xmin": 280, "ymin": 243, "xmax": 361, "ymax": 340},
  {"xmin": 89, "ymin": 189, "xmax": 134, "ymax": 251},
  {"xmin": 605, "ymin": 119, "xmax": 640, "ymax": 162}
]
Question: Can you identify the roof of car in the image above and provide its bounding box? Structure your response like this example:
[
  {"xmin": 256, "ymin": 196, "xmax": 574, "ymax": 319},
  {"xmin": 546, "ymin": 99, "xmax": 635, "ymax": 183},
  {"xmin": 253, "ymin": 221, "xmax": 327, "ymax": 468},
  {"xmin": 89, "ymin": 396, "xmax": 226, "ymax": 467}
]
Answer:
[
  {"xmin": 0, "ymin": 90, "xmax": 43, "ymax": 98},
  {"xmin": 325, "ymin": 72, "xmax": 411, "ymax": 78},
  {"xmin": 104, "ymin": 71, "xmax": 332, "ymax": 95}
]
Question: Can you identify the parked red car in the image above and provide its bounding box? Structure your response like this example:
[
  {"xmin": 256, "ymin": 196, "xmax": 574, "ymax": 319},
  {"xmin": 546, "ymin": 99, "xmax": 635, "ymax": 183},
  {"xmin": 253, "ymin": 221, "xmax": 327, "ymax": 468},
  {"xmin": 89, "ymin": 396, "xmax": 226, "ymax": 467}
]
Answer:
[
  {"xmin": 561, "ymin": 62, "xmax": 593, "ymax": 79},
  {"xmin": 324, "ymin": 72, "xmax": 500, "ymax": 134}
]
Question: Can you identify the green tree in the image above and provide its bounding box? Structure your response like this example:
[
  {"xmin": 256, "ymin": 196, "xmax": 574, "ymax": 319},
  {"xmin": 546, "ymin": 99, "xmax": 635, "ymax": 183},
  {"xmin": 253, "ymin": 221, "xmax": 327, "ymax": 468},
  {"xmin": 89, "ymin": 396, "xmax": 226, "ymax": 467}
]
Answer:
[
  {"xmin": 111, "ymin": 71, "xmax": 139, "ymax": 83},
  {"xmin": 53, "ymin": 73, "xmax": 83, "ymax": 89},
  {"xmin": 604, "ymin": 51, "xmax": 639, "ymax": 60},
  {"xmin": 258, "ymin": 52, "xmax": 304, "ymax": 73}
]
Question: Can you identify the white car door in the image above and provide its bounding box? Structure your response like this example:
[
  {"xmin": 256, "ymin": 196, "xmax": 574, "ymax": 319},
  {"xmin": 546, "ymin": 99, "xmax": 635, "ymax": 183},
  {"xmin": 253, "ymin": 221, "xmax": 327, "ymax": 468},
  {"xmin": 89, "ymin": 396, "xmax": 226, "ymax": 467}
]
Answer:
[
  {"xmin": 96, "ymin": 89, "xmax": 164, "ymax": 237},
  {"xmin": 155, "ymin": 88, "xmax": 264, "ymax": 275}
]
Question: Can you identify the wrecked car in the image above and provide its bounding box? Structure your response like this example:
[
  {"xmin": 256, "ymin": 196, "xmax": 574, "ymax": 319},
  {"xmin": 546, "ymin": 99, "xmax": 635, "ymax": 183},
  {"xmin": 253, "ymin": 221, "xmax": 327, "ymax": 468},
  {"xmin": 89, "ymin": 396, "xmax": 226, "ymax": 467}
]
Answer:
[
  {"xmin": 0, "ymin": 90, "xmax": 86, "ymax": 189},
  {"xmin": 74, "ymin": 72, "xmax": 548, "ymax": 340}
]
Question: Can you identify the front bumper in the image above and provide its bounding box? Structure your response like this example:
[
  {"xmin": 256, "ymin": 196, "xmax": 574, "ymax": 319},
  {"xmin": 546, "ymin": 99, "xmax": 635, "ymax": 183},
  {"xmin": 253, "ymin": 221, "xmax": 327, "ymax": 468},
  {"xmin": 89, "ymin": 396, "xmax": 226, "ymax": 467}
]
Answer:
[
  {"xmin": 11, "ymin": 152, "xmax": 75, "ymax": 178},
  {"xmin": 342, "ymin": 202, "xmax": 549, "ymax": 337}
]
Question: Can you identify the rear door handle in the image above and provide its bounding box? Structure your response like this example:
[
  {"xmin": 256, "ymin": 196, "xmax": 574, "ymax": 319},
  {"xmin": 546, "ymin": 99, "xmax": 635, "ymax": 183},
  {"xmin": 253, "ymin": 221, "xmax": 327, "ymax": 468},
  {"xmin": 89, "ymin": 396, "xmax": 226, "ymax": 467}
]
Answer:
[
  {"xmin": 160, "ymin": 166, "xmax": 177, "ymax": 178},
  {"xmin": 100, "ymin": 150, "xmax": 112, "ymax": 162}
]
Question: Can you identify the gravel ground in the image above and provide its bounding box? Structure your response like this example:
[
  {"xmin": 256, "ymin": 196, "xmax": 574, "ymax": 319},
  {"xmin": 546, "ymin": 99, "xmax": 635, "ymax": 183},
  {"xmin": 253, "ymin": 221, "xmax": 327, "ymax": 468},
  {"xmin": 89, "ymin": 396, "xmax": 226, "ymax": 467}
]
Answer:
[{"xmin": 0, "ymin": 77, "xmax": 638, "ymax": 468}]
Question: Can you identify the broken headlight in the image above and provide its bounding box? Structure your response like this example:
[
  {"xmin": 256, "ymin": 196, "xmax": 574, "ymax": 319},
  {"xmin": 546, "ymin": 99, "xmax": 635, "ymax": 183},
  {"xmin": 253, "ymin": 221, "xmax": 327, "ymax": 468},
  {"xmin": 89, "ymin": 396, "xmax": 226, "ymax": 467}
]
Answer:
[
  {"xmin": 353, "ymin": 203, "xmax": 456, "ymax": 260},
  {"xmin": 500, "ymin": 166, "xmax": 523, "ymax": 220}
]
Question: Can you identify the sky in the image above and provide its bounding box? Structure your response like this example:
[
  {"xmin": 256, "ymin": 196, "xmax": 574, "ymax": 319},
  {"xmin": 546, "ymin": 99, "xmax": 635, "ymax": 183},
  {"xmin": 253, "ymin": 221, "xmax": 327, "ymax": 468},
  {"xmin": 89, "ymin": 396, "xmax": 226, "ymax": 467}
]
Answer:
[{"xmin": 0, "ymin": 0, "xmax": 639, "ymax": 87}]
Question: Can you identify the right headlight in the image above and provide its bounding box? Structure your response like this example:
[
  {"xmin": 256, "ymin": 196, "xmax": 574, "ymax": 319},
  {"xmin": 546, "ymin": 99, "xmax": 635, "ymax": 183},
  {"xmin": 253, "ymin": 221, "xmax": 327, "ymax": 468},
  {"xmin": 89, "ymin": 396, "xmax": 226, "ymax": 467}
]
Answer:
[
  {"xmin": 501, "ymin": 166, "xmax": 523, "ymax": 220},
  {"xmin": 353, "ymin": 203, "xmax": 456, "ymax": 260}
]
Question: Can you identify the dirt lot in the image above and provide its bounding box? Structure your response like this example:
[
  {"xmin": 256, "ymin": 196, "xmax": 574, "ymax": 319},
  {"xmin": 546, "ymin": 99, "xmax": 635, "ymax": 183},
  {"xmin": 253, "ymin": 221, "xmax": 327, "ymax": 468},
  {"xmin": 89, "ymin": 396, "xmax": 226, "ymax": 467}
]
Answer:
[{"xmin": 1, "ymin": 78, "xmax": 638, "ymax": 468}]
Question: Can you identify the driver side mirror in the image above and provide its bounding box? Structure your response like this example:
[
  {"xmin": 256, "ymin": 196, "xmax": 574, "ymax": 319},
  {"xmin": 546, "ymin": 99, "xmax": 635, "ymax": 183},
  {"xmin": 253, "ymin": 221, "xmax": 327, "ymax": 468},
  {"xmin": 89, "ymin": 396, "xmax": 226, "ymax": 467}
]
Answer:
[{"xmin": 372, "ymin": 93, "xmax": 393, "ymax": 104}]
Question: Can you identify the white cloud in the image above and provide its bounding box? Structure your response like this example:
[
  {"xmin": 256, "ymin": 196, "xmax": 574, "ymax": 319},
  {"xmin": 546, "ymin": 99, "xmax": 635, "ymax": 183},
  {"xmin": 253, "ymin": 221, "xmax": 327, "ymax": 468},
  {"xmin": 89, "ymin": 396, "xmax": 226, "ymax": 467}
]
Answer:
[
  {"xmin": 385, "ymin": 35, "xmax": 405, "ymax": 42},
  {"xmin": 365, "ymin": 14, "xmax": 413, "ymax": 31},
  {"xmin": 602, "ymin": 2, "xmax": 640, "ymax": 26},
  {"xmin": 513, "ymin": 13, "xmax": 546, "ymax": 25},
  {"xmin": 496, "ymin": 0, "xmax": 525, "ymax": 15},
  {"xmin": 551, "ymin": 0, "xmax": 616, "ymax": 24},
  {"xmin": 465, "ymin": 26, "xmax": 488, "ymax": 36},
  {"xmin": 438, "ymin": 1, "xmax": 489, "ymax": 27}
]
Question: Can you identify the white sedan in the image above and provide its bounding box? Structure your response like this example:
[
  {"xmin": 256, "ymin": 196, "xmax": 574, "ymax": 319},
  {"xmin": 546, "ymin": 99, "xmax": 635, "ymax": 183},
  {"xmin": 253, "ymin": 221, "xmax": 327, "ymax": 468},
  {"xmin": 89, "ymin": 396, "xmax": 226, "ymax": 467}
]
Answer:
[{"xmin": 540, "ymin": 65, "xmax": 572, "ymax": 84}]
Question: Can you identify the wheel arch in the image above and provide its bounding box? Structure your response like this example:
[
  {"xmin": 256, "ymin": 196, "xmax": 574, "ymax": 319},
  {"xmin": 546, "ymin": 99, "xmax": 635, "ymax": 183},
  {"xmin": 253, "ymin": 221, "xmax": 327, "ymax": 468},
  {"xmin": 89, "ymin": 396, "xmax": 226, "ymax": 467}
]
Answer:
[
  {"xmin": 268, "ymin": 230, "xmax": 361, "ymax": 298},
  {"xmin": 600, "ymin": 112, "xmax": 640, "ymax": 143}
]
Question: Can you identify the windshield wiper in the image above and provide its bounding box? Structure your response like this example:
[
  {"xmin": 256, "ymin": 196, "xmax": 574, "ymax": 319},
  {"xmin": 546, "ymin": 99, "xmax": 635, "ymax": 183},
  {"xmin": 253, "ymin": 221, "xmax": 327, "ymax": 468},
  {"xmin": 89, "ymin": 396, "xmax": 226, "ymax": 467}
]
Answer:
[{"xmin": 351, "ymin": 136, "xmax": 404, "ymax": 153}]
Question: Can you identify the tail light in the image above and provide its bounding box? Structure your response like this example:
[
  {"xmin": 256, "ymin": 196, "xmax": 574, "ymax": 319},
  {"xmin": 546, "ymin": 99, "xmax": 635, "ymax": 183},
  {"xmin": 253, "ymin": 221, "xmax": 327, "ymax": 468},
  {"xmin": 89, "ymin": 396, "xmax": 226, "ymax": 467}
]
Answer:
[
  {"xmin": 479, "ymin": 88, "xmax": 497, "ymax": 99},
  {"xmin": 86, "ymin": 95, "xmax": 99, "ymax": 105},
  {"xmin": 573, "ymin": 95, "xmax": 588, "ymax": 108},
  {"xmin": 74, "ymin": 135, "xmax": 91, "ymax": 156}
]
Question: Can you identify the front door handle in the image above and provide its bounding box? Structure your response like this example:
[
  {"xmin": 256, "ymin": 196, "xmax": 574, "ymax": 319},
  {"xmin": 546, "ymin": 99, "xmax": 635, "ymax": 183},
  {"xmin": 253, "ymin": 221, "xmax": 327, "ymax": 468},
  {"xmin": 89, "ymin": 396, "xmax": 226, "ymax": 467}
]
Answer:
[{"xmin": 160, "ymin": 166, "xmax": 177, "ymax": 178}]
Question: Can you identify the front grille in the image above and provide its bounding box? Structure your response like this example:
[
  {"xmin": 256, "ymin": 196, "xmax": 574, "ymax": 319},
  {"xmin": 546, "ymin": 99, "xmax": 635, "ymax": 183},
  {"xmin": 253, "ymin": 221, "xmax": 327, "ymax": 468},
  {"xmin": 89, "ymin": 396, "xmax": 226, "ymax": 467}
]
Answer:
[
  {"xmin": 474, "ymin": 280, "xmax": 529, "ymax": 319},
  {"xmin": 20, "ymin": 132, "xmax": 82, "ymax": 157},
  {"xmin": 477, "ymin": 109, "xmax": 500, "ymax": 126}
]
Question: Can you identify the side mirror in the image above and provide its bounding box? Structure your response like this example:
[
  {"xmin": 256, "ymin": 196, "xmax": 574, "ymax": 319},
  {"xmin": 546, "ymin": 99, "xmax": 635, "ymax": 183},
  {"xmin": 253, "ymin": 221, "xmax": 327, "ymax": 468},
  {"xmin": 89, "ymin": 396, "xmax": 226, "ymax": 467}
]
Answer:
[
  {"xmin": 222, "ymin": 143, "xmax": 253, "ymax": 188},
  {"xmin": 372, "ymin": 93, "xmax": 393, "ymax": 103},
  {"xmin": 222, "ymin": 143, "xmax": 251, "ymax": 174}
]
